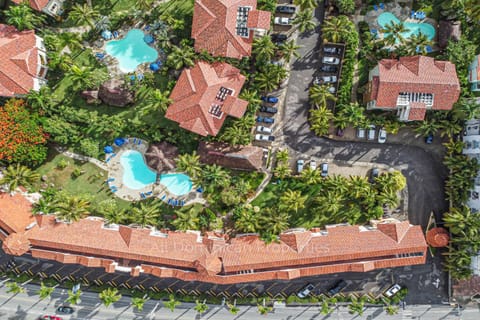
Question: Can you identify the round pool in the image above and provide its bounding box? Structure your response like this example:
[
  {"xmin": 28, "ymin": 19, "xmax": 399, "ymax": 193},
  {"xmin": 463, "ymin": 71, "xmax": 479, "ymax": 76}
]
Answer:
[{"xmin": 159, "ymin": 173, "xmax": 192, "ymax": 196}]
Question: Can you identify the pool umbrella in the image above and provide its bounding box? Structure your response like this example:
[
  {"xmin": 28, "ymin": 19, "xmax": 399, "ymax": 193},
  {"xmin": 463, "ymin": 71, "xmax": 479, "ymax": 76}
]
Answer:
[
  {"xmin": 144, "ymin": 34, "xmax": 154, "ymax": 44},
  {"xmin": 114, "ymin": 138, "xmax": 125, "ymax": 146},
  {"xmin": 144, "ymin": 142, "xmax": 179, "ymax": 173},
  {"xmin": 149, "ymin": 63, "xmax": 160, "ymax": 71},
  {"xmin": 101, "ymin": 30, "xmax": 112, "ymax": 40},
  {"xmin": 104, "ymin": 145, "xmax": 114, "ymax": 153}
]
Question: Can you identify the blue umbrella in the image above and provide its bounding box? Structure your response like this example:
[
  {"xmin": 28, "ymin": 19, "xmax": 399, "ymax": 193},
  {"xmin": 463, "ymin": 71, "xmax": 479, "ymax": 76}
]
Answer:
[
  {"xmin": 104, "ymin": 145, "xmax": 114, "ymax": 153},
  {"xmin": 101, "ymin": 30, "xmax": 112, "ymax": 40},
  {"xmin": 149, "ymin": 63, "xmax": 160, "ymax": 71},
  {"xmin": 114, "ymin": 138, "xmax": 125, "ymax": 146},
  {"xmin": 144, "ymin": 34, "xmax": 154, "ymax": 44}
]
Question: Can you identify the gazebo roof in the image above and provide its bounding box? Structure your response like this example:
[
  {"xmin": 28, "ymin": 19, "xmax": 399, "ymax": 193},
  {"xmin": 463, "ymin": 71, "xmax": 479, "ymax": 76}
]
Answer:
[{"xmin": 144, "ymin": 142, "xmax": 179, "ymax": 173}]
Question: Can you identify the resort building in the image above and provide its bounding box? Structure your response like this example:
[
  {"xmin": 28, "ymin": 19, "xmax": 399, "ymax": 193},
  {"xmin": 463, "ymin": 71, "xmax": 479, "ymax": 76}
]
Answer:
[
  {"xmin": 166, "ymin": 61, "xmax": 248, "ymax": 136},
  {"xmin": 364, "ymin": 56, "xmax": 460, "ymax": 121},
  {"xmin": 11, "ymin": 0, "xmax": 65, "ymax": 17},
  {"xmin": 197, "ymin": 141, "xmax": 264, "ymax": 171},
  {"xmin": 0, "ymin": 192, "xmax": 428, "ymax": 284},
  {"xmin": 469, "ymin": 54, "xmax": 480, "ymax": 93},
  {"xmin": 0, "ymin": 24, "xmax": 48, "ymax": 97},
  {"xmin": 191, "ymin": 0, "xmax": 271, "ymax": 59}
]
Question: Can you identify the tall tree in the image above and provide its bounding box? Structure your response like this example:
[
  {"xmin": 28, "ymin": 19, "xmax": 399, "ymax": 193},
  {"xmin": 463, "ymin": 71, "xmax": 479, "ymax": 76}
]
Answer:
[
  {"xmin": 194, "ymin": 300, "xmax": 209, "ymax": 316},
  {"xmin": 0, "ymin": 164, "xmax": 40, "ymax": 192},
  {"xmin": 99, "ymin": 288, "xmax": 121, "ymax": 307},
  {"xmin": 131, "ymin": 296, "xmax": 148, "ymax": 311},
  {"xmin": 322, "ymin": 16, "xmax": 350, "ymax": 43},
  {"xmin": 382, "ymin": 21, "xmax": 407, "ymax": 46},
  {"xmin": 405, "ymin": 32, "xmax": 433, "ymax": 55},
  {"xmin": 66, "ymin": 289, "xmax": 82, "ymax": 305},
  {"xmin": 131, "ymin": 202, "xmax": 161, "ymax": 228},
  {"xmin": 176, "ymin": 152, "xmax": 202, "ymax": 180},
  {"xmin": 172, "ymin": 206, "xmax": 200, "ymax": 231},
  {"xmin": 293, "ymin": 9, "xmax": 316, "ymax": 33},
  {"xmin": 253, "ymin": 36, "xmax": 276, "ymax": 62},
  {"xmin": 293, "ymin": 0, "xmax": 317, "ymax": 11},
  {"xmin": 37, "ymin": 282, "xmax": 55, "ymax": 300},
  {"xmin": 54, "ymin": 195, "xmax": 90, "ymax": 223},
  {"xmin": 309, "ymin": 84, "xmax": 336, "ymax": 108},
  {"xmin": 68, "ymin": 4, "xmax": 100, "ymax": 29},
  {"xmin": 4, "ymin": 2, "xmax": 45, "ymax": 31},
  {"xmin": 6, "ymin": 282, "xmax": 25, "ymax": 295},
  {"xmin": 279, "ymin": 189, "xmax": 307, "ymax": 213},
  {"xmin": 279, "ymin": 40, "xmax": 301, "ymax": 62},
  {"xmin": 166, "ymin": 45, "xmax": 195, "ymax": 70},
  {"xmin": 164, "ymin": 294, "xmax": 181, "ymax": 312}
]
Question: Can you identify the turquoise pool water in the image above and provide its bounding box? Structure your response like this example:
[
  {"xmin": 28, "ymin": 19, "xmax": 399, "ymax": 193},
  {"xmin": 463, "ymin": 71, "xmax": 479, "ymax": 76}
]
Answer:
[
  {"xmin": 120, "ymin": 150, "xmax": 193, "ymax": 195},
  {"xmin": 377, "ymin": 12, "xmax": 436, "ymax": 40},
  {"xmin": 159, "ymin": 173, "xmax": 192, "ymax": 196},
  {"xmin": 120, "ymin": 150, "xmax": 156, "ymax": 190},
  {"xmin": 105, "ymin": 29, "xmax": 158, "ymax": 72}
]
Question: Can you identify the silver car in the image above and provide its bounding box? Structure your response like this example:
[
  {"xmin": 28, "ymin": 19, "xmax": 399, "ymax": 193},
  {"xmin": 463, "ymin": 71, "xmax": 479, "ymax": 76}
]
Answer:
[
  {"xmin": 367, "ymin": 125, "xmax": 376, "ymax": 140},
  {"xmin": 322, "ymin": 56, "xmax": 340, "ymax": 65}
]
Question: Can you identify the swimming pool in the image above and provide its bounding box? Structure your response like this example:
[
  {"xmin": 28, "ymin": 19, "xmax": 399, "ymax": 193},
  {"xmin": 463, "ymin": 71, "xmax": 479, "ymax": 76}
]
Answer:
[
  {"xmin": 105, "ymin": 29, "xmax": 158, "ymax": 73},
  {"xmin": 377, "ymin": 12, "xmax": 436, "ymax": 40},
  {"xmin": 120, "ymin": 150, "xmax": 193, "ymax": 195}
]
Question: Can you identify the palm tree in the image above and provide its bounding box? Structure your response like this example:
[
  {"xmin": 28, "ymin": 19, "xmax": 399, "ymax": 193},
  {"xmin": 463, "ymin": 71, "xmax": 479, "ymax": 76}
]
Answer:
[
  {"xmin": 27, "ymin": 87, "xmax": 55, "ymax": 114},
  {"xmin": 131, "ymin": 202, "xmax": 161, "ymax": 228},
  {"xmin": 131, "ymin": 296, "xmax": 148, "ymax": 311},
  {"xmin": 240, "ymin": 89, "xmax": 261, "ymax": 112},
  {"xmin": 348, "ymin": 296, "xmax": 365, "ymax": 315},
  {"xmin": 67, "ymin": 65, "xmax": 107, "ymax": 90},
  {"xmin": 309, "ymin": 84, "xmax": 336, "ymax": 108},
  {"xmin": 349, "ymin": 176, "xmax": 371, "ymax": 199},
  {"xmin": 176, "ymin": 152, "xmax": 202, "ymax": 180},
  {"xmin": 255, "ymin": 68, "xmax": 282, "ymax": 93},
  {"xmin": 227, "ymin": 301, "xmax": 240, "ymax": 315},
  {"xmin": 406, "ymin": 32, "xmax": 433, "ymax": 55},
  {"xmin": 56, "ymin": 32, "xmax": 83, "ymax": 52},
  {"xmin": 337, "ymin": 103, "xmax": 365, "ymax": 127},
  {"xmin": 166, "ymin": 45, "xmax": 195, "ymax": 70},
  {"xmin": 194, "ymin": 300, "xmax": 209, "ymax": 316},
  {"xmin": 38, "ymin": 282, "xmax": 55, "ymax": 300},
  {"xmin": 322, "ymin": 16, "xmax": 350, "ymax": 43},
  {"xmin": 4, "ymin": 2, "xmax": 45, "ymax": 31},
  {"xmin": 136, "ymin": 0, "xmax": 154, "ymax": 11},
  {"xmin": 0, "ymin": 164, "xmax": 40, "ymax": 192},
  {"xmin": 453, "ymin": 99, "xmax": 480, "ymax": 121},
  {"xmin": 257, "ymin": 304, "xmax": 272, "ymax": 315},
  {"xmin": 235, "ymin": 208, "xmax": 261, "ymax": 233},
  {"xmin": 444, "ymin": 140, "xmax": 465, "ymax": 155},
  {"xmin": 54, "ymin": 196, "xmax": 90, "ymax": 223},
  {"xmin": 293, "ymin": 9, "xmax": 316, "ymax": 33},
  {"xmin": 294, "ymin": 0, "xmax": 317, "ymax": 11},
  {"xmin": 172, "ymin": 206, "xmax": 200, "ymax": 231},
  {"xmin": 309, "ymin": 107, "xmax": 333, "ymax": 136},
  {"xmin": 320, "ymin": 299, "xmax": 334, "ymax": 315},
  {"xmin": 138, "ymin": 88, "xmax": 172, "ymax": 115},
  {"xmin": 99, "ymin": 288, "xmax": 121, "ymax": 307},
  {"xmin": 66, "ymin": 289, "xmax": 82, "ymax": 305},
  {"xmin": 300, "ymin": 167, "xmax": 323, "ymax": 185},
  {"xmin": 253, "ymin": 36, "xmax": 276, "ymax": 62},
  {"xmin": 68, "ymin": 4, "xmax": 100, "ymax": 29},
  {"xmin": 201, "ymin": 165, "xmax": 230, "ymax": 191},
  {"xmin": 276, "ymin": 149, "xmax": 290, "ymax": 164},
  {"xmin": 316, "ymin": 191, "xmax": 344, "ymax": 216},
  {"xmin": 220, "ymin": 124, "xmax": 251, "ymax": 146},
  {"xmin": 279, "ymin": 189, "xmax": 307, "ymax": 213},
  {"xmin": 260, "ymin": 210, "xmax": 290, "ymax": 235},
  {"xmin": 415, "ymin": 120, "xmax": 440, "ymax": 136},
  {"xmin": 385, "ymin": 304, "xmax": 399, "ymax": 315},
  {"xmin": 273, "ymin": 163, "xmax": 292, "ymax": 179},
  {"xmin": 6, "ymin": 282, "xmax": 25, "ymax": 295},
  {"xmin": 466, "ymin": 0, "xmax": 480, "ymax": 20},
  {"xmin": 164, "ymin": 294, "xmax": 181, "ymax": 312},
  {"xmin": 440, "ymin": 120, "xmax": 462, "ymax": 138},
  {"xmin": 377, "ymin": 189, "xmax": 399, "ymax": 209},
  {"xmin": 382, "ymin": 21, "xmax": 408, "ymax": 46},
  {"xmin": 279, "ymin": 40, "xmax": 301, "ymax": 62}
]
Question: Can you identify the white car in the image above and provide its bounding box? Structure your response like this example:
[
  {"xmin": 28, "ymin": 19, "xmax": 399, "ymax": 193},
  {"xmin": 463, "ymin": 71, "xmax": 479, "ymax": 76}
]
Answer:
[
  {"xmin": 297, "ymin": 159, "xmax": 305, "ymax": 173},
  {"xmin": 255, "ymin": 134, "xmax": 275, "ymax": 142},
  {"xmin": 378, "ymin": 128, "xmax": 387, "ymax": 143},
  {"xmin": 322, "ymin": 56, "xmax": 340, "ymax": 65},
  {"xmin": 274, "ymin": 17, "xmax": 293, "ymax": 25},
  {"xmin": 367, "ymin": 125, "xmax": 376, "ymax": 140},
  {"xmin": 257, "ymin": 126, "xmax": 273, "ymax": 134},
  {"xmin": 357, "ymin": 127, "xmax": 366, "ymax": 139},
  {"xmin": 310, "ymin": 160, "xmax": 317, "ymax": 170},
  {"xmin": 384, "ymin": 284, "xmax": 402, "ymax": 297},
  {"xmin": 297, "ymin": 283, "xmax": 315, "ymax": 298},
  {"xmin": 314, "ymin": 75, "xmax": 337, "ymax": 85}
]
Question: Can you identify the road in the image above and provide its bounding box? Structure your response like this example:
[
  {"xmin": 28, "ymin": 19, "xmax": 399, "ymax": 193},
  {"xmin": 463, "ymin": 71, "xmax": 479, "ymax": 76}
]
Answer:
[{"xmin": 0, "ymin": 280, "xmax": 474, "ymax": 320}]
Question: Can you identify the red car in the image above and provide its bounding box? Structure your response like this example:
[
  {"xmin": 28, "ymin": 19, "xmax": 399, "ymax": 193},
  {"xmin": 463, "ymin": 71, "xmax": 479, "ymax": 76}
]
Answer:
[{"xmin": 40, "ymin": 316, "xmax": 62, "ymax": 320}]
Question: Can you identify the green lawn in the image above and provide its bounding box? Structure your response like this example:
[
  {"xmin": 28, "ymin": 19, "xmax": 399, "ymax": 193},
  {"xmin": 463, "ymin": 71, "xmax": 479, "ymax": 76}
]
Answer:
[{"xmin": 34, "ymin": 152, "xmax": 131, "ymax": 210}]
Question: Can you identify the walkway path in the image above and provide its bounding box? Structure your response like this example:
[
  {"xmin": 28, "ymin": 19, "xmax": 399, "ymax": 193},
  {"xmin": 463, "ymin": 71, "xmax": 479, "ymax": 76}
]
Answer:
[{"xmin": 54, "ymin": 146, "xmax": 108, "ymax": 171}]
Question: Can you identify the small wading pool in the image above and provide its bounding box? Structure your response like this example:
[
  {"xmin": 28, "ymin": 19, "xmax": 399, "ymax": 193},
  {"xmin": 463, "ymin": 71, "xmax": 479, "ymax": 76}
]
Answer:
[
  {"xmin": 120, "ymin": 150, "xmax": 193, "ymax": 195},
  {"xmin": 105, "ymin": 29, "xmax": 158, "ymax": 72},
  {"xmin": 377, "ymin": 12, "xmax": 436, "ymax": 40}
]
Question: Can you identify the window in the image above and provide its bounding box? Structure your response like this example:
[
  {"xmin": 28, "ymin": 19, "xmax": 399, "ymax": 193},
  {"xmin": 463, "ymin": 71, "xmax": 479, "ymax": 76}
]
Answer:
[
  {"xmin": 209, "ymin": 104, "xmax": 223, "ymax": 118},
  {"xmin": 236, "ymin": 6, "xmax": 251, "ymax": 37},
  {"xmin": 396, "ymin": 92, "xmax": 434, "ymax": 107},
  {"xmin": 216, "ymin": 87, "xmax": 233, "ymax": 101}
]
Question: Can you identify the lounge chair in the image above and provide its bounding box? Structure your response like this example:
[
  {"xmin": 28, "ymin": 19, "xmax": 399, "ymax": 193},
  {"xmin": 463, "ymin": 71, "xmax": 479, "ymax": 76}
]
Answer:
[
  {"xmin": 174, "ymin": 199, "xmax": 179, "ymax": 206},
  {"xmin": 113, "ymin": 31, "xmax": 119, "ymax": 38},
  {"xmin": 95, "ymin": 52, "xmax": 105, "ymax": 59},
  {"xmin": 426, "ymin": 45, "xmax": 432, "ymax": 53},
  {"xmin": 140, "ymin": 193, "xmax": 146, "ymax": 199},
  {"xmin": 411, "ymin": 10, "xmax": 415, "ymax": 19},
  {"xmin": 167, "ymin": 198, "xmax": 172, "ymax": 205},
  {"xmin": 145, "ymin": 191, "xmax": 153, "ymax": 196},
  {"xmin": 137, "ymin": 73, "xmax": 144, "ymax": 81},
  {"xmin": 180, "ymin": 200, "xmax": 185, "ymax": 206},
  {"xmin": 133, "ymin": 138, "xmax": 137, "ymax": 144},
  {"xmin": 379, "ymin": 3, "xmax": 384, "ymax": 9},
  {"xmin": 373, "ymin": 4, "xmax": 378, "ymax": 11},
  {"xmin": 107, "ymin": 178, "xmax": 115, "ymax": 182},
  {"xmin": 137, "ymin": 139, "xmax": 142, "ymax": 145},
  {"xmin": 160, "ymin": 194, "xmax": 167, "ymax": 201},
  {"xmin": 144, "ymin": 25, "xmax": 151, "ymax": 31}
]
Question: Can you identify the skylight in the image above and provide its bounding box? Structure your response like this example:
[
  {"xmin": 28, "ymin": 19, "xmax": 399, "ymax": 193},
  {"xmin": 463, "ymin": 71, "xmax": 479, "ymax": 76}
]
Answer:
[
  {"xmin": 216, "ymin": 86, "xmax": 233, "ymax": 101},
  {"xmin": 236, "ymin": 6, "xmax": 251, "ymax": 37},
  {"xmin": 209, "ymin": 104, "xmax": 223, "ymax": 118}
]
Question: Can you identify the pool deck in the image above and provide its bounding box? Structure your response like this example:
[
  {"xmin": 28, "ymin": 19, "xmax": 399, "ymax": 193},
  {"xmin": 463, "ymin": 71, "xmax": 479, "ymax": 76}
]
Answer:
[{"xmin": 105, "ymin": 138, "xmax": 205, "ymax": 206}]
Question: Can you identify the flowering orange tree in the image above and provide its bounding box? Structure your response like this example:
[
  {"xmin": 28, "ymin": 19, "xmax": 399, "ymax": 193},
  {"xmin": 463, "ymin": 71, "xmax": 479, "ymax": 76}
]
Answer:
[{"xmin": 0, "ymin": 99, "xmax": 48, "ymax": 166}]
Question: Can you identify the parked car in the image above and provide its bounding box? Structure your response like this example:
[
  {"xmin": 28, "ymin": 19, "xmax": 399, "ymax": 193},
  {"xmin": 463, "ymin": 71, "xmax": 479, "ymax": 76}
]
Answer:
[
  {"xmin": 297, "ymin": 159, "xmax": 305, "ymax": 173},
  {"xmin": 378, "ymin": 128, "xmax": 387, "ymax": 143},
  {"xmin": 323, "ymin": 46, "xmax": 342, "ymax": 55},
  {"xmin": 369, "ymin": 167, "xmax": 380, "ymax": 183},
  {"xmin": 40, "ymin": 316, "xmax": 62, "ymax": 320},
  {"xmin": 274, "ymin": 17, "xmax": 293, "ymax": 25},
  {"xmin": 314, "ymin": 75, "xmax": 337, "ymax": 85},
  {"xmin": 336, "ymin": 127, "xmax": 344, "ymax": 137},
  {"xmin": 320, "ymin": 65, "xmax": 338, "ymax": 73},
  {"xmin": 256, "ymin": 116, "xmax": 275, "ymax": 124},
  {"xmin": 356, "ymin": 127, "xmax": 366, "ymax": 139},
  {"xmin": 310, "ymin": 160, "xmax": 317, "ymax": 170},
  {"xmin": 257, "ymin": 126, "xmax": 273, "ymax": 133},
  {"xmin": 255, "ymin": 134, "xmax": 275, "ymax": 142},
  {"xmin": 56, "ymin": 306, "xmax": 74, "ymax": 314},
  {"xmin": 261, "ymin": 96, "xmax": 279, "ymax": 103},
  {"xmin": 367, "ymin": 125, "xmax": 376, "ymax": 140},
  {"xmin": 327, "ymin": 280, "xmax": 347, "ymax": 296},
  {"xmin": 276, "ymin": 5, "xmax": 296, "ymax": 14},
  {"xmin": 384, "ymin": 284, "xmax": 402, "ymax": 298},
  {"xmin": 322, "ymin": 56, "xmax": 341, "ymax": 65},
  {"xmin": 425, "ymin": 134, "xmax": 434, "ymax": 144},
  {"xmin": 271, "ymin": 33, "xmax": 288, "ymax": 44},
  {"xmin": 260, "ymin": 106, "xmax": 278, "ymax": 114},
  {"xmin": 320, "ymin": 163, "xmax": 328, "ymax": 177},
  {"xmin": 270, "ymin": 60, "xmax": 284, "ymax": 66},
  {"xmin": 297, "ymin": 283, "xmax": 315, "ymax": 298}
]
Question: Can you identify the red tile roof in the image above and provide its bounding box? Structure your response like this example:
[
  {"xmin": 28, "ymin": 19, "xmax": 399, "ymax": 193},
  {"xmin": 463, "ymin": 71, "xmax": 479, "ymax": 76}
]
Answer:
[
  {"xmin": 191, "ymin": 0, "xmax": 271, "ymax": 58},
  {"xmin": 11, "ymin": 0, "xmax": 49, "ymax": 11},
  {"xmin": 0, "ymin": 193, "xmax": 35, "ymax": 238},
  {"xmin": 0, "ymin": 24, "xmax": 43, "ymax": 97},
  {"xmin": 426, "ymin": 227, "xmax": 449, "ymax": 247},
  {"xmin": 197, "ymin": 141, "xmax": 264, "ymax": 171},
  {"xmin": 166, "ymin": 61, "xmax": 248, "ymax": 136},
  {"xmin": 407, "ymin": 102, "xmax": 428, "ymax": 121},
  {"xmin": 367, "ymin": 56, "xmax": 460, "ymax": 115}
]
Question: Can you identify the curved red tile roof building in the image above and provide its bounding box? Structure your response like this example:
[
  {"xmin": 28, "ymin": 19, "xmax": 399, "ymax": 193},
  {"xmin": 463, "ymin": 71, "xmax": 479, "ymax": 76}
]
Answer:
[
  {"xmin": 166, "ymin": 61, "xmax": 248, "ymax": 136},
  {"xmin": 0, "ymin": 193, "xmax": 428, "ymax": 284}
]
